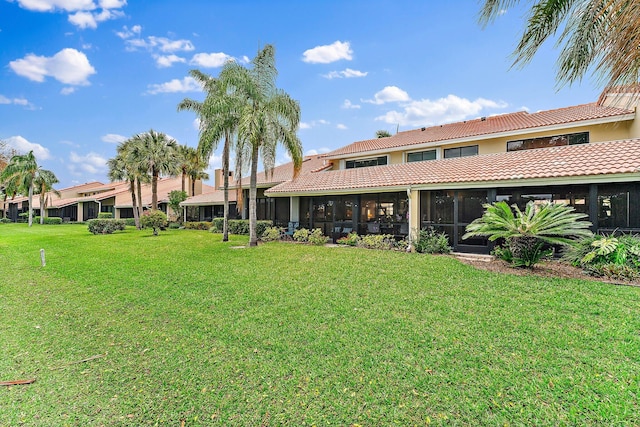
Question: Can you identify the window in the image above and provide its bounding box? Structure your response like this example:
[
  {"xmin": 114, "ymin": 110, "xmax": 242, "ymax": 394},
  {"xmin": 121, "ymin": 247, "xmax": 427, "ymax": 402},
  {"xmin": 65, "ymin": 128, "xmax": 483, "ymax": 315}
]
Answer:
[
  {"xmin": 407, "ymin": 149, "xmax": 436, "ymax": 163},
  {"xmin": 507, "ymin": 132, "xmax": 588, "ymax": 152},
  {"xmin": 345, "ymin": 156, "xmax": 388, "ymax": 169},
  {"xmin": 443, "ymin": 145, "xmax": 478, "ymax": 159}
]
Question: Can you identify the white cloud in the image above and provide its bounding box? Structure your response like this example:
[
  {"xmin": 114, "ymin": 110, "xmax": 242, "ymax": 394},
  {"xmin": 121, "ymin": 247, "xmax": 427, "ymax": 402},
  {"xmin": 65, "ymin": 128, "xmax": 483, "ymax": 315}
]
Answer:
[
  {"xmin": 302, "ymin": 40, "xmax": 352, "ymax": 64},
  {"xmin": 101, "ymin": 133, "xmax": 127, "ymax": 144},
  {"xmin": 375, "ymin": 94, "xmax": 508, "ymax": 126},
  {"xmin": 0, "ymin": 95, "xmax": 31, "ymax": 106},
  {"xmin": 126, "ymin": 36, "xmax": 195, "ymax": 53},
  {"xmin": 69, "ymin": 151, "xmax": 107, "ymax": 174},
  {"xmin": 323, "ymin": 68, "xmax": 368, "ymax": 79},
  {"xmin": 155, "ymin": 54, "xmax": 186, "ymax": 68},
  {"xmin": 190, "ymin": 52, "xmax": 233, "ymax": 68},
  {"xmin": 336, "ymin": 124, "xmax": 348, "ymax": 130},
  {"xmin": 116, "ymin": 24, "xmax": 141, "ymax": 39},
  {"xmin": 16, "ymin": 0, "xmax": 126, "ymax": 29},
  {"xmin": 363, "ymin": 86, "xmax": 410, "ymax": 105},
  {"xmin": 3, "ymin": 135, "xmax": 51, "ymax": 160},
  {"xmin": 60, "ymin": 87, "xmax": 76, "ymax": 95},
  {"xmin": 15, "ymin": 0, "xmax": 96, "ymax": 12},
  {"xmin": 342, "ymin": 99, "xmax": 360, "ymax": 109},
  {"xmin": 9, "ymin": 48, "xmax": 96, "ymax": 85},
  {"xmin": 299, "ymin": 119, "xmax": 329, "ymax": 130},
  {"xmin": 193, "ymin": 118, "xmax": 200, "ymax": 131},
  {"xmin": 146, "ymin": 76, "xmax": 201, "ymax": 95},
  {"xmin": 304, "ymin": 147, "xmax": 331, "ymax": 156}
]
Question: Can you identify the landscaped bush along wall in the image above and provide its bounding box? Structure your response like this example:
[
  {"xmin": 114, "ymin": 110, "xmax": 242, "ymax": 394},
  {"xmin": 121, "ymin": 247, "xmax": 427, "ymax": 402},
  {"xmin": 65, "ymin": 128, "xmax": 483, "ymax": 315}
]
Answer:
[
  {"xmin": 209, "ymin": 219, "xmax": 273, "ymax": 236},
  {"xmin": 33, "ymin": 216, "xmax": 63, "ymax": 225},
  {"xmin": 98, "ymin": 212, "xmax": 113, "ymax": 219},
  {"xmin": 564, "ymin": 233, "xmax": 640, "ymax": 281},
  {"xmin": 184, "ymin": 221, "xmax": 213, "ymax": 230},
  {"xmin": 87, "ymin": 219, "xmax": 127, "ymax": 234}
]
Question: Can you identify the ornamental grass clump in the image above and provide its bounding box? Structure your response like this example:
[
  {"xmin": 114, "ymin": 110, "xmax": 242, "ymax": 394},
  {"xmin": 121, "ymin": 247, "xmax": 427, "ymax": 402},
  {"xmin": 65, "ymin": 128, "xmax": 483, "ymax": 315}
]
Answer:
[{"xmin": 463, "ymin": 201, "xmax": 592, "ymax": 267}]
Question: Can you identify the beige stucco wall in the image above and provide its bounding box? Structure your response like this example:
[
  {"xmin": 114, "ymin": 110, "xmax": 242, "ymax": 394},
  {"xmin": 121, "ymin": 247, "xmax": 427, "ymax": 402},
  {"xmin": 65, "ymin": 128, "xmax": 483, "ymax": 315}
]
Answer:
[{"xmin": 389, "ymin": 151, "xmax": 403, "ymax": 165}]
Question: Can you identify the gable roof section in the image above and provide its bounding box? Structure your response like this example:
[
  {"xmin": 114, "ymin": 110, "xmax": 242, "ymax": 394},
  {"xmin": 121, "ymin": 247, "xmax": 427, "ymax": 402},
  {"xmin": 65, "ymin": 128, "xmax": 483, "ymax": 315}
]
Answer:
[
  {"xmin": 326, "ymin": 103, "xmax": 635, "ymax": 158},
  {"xmin": 235, "ymin": 154, "xmax": 331, "ymax": 188},
  {"xmin": 266, "ymin": 139, "xmax": 640, "ymax": 195}
]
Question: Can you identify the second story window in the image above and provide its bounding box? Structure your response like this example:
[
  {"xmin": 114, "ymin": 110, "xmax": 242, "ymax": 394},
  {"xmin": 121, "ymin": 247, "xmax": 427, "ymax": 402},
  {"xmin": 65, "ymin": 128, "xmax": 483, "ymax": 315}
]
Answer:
[
  {"xmin": 507, "ymin": 132, "xmax": 589, "ymax": 152},
  {"xmin": 443, "ymin": 145, "xmax": 478, "ymax": 159},
  {"xmin": 345, "ymin": 156, "xmax": 388, "ymax": 169},
  {"xmin": 407, "ymin": 149, "xmax": 437, "ymax": 163}
]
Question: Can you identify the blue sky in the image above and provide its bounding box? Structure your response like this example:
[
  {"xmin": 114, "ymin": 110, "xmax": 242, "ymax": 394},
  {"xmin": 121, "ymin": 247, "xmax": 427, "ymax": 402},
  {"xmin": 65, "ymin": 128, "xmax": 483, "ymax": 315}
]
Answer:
[{"xmin": 1, "ymin": 0, "xmax": 603, "ymax": 189}]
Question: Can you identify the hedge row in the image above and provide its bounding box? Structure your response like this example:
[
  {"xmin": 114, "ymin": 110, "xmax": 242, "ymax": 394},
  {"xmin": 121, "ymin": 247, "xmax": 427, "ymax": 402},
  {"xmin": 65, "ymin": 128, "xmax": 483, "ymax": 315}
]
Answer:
[
  {"xmin": 33, "ymin": 216, "xmax": 64, "ymax": 225},
  {"xmin": 210, "ymin": 219, "xmax": 273, "ymax": 236}
]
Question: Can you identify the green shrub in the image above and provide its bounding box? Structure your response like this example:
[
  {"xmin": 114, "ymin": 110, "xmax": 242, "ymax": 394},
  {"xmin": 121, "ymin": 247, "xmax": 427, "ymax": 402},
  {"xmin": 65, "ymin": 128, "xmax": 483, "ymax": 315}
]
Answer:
[
  {"xmin": 293, "ymin": 228, "xmax": 310, "ymax": 242},
  {"xmin": 227, "ymin": 219, "xmax": 272, "ymax": 236},
  {"xmin": 33, "ymin": 216, "xmax": 63, "ymax": 225},
  {"xmin": 564, "ymin": 233, "xmax": 640, "ymax": 280},
  {"xmin": 491, "ymin": 245, "xmax": 514, "ymax": 263},
  {"xmin": 0, "ymin": 218, "xmax": 11, "ymax": 224},
  {"xmin": 337, "ymin": 232, "xmax": 359, "ymax": 246},
  {"xmin": 124, "ymin": 218, "xmax": 136, "ymax": 227},
  {"xmin": 98, "ymin": 212, "xmax": 113, "ymax": 219},
  {"xmin": 261, "ymin": 226, "xmax": 282, "ymax": 242},
  {"xmin": 464, "ymin": 201, "xmax": 592, "ymax": 268},
  {"xmin": 307, "ymin": 228, "xmax": 329, "ymax": 245},
  {"xmin": 357, "ymin": 234, "xmax": 397, "ymax": 250},
  {"xmin": 87, "ymin": 219, "xmax": 127, "ymax": 234},
  {"xmin": 168, "ymin": 222, "xmax": 181, "ymax": 229},
  {"xmin": 141, "ymin": 210, "xmax": 168, "ymax": 235},
  {"xmin": 184, "ymin": 221, "xmax": 213, "ymax": 230},
  {"xmin": 414, "ymin": 228, "xmax": 451, "ymax": 254},
  {"xmin": 212, "ymin": 217, "xmax": 224, "ymax": 232}
]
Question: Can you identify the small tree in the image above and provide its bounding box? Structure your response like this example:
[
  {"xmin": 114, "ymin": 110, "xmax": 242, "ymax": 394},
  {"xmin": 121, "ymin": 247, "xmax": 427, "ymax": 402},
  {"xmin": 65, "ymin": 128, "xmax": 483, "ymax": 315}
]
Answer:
[
  {"xmin": 168, "ymin": 190, "xmax": 187, "ymax": 222},
  {"xmin": 140, "ymin": 210, "xmax": 168, "ymax": 236},
  {"xmin": 463, "ymin": 201, "xmax": 593, "ymax": 267}
]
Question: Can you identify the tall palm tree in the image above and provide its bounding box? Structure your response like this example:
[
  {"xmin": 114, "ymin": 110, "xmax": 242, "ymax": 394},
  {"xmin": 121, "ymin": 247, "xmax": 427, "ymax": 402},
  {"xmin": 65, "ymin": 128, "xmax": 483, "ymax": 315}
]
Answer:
[
  {"xmin": 177, "ymin": 145, "xmax": 196, "ymax": 194},
  {"xmin": 479, "ymin": 0, "xmax": 640, "ymax": 91},
  {"xmin": 0, "ymin": 174, "xmax": 19, "ymax": 220},
  {"xmin": 0, "ymin": 151, "xmax": 39, "ymax": 227},
  {"xmin": 129, "ymin": 130, "xmax": 181, "ymax": 211},
  {"xmin": 178, "ymin": 67, "xmax": 245, "ymax": 242},
  {"xmin": 186, "ymin": 152, "xmax": 209, "ymax": 197},
  {"xmin": 34, "ymin": 169, "xmax": 60, "ymax": 224},
  {"xmin": 223, "ymin": 44, "xmax": 303, "ymax": 247},
  {"xmin": 107, "ymin": 143, "xmax": 141, "ymax": 228}
]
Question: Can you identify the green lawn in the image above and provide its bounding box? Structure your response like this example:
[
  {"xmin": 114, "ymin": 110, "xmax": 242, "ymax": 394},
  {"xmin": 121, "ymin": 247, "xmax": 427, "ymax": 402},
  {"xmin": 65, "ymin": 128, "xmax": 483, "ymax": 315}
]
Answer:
[{"xmin": 1, "ymin": 223, "xmax": 639, "ymax": 426}]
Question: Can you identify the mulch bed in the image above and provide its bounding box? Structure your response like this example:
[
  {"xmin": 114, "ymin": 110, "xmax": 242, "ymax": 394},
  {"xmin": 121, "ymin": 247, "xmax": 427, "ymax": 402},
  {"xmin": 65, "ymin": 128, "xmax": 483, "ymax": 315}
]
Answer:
[{"xmin": 455, "ymin": 256, "xmax": 640, "ymax": 287}]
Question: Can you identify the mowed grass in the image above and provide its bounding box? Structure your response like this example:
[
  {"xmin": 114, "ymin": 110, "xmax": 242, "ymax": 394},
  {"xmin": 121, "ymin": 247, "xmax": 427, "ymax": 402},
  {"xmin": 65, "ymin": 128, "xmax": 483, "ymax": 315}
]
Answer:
[{"xmin": 1, "ymin": 224, "xmax": 639, "ymax": 426}]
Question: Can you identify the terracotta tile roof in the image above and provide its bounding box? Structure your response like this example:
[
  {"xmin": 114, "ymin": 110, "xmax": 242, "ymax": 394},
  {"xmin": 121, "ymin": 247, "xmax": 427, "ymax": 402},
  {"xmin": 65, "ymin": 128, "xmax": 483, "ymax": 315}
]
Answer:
[
  {"xmin": 236, "ymin": 155, "xmax": 331, "ymax": 188},
  {"xmin": 326, "ymin": 103, "xmax": 635, "ymax": 158},
  {"xmin": 181, "ymin": 188, "xmax": 238, "ymax": 206},
  {"xmin": 266, "ymin": 139, "xmax": 640, "ymax": 195}
]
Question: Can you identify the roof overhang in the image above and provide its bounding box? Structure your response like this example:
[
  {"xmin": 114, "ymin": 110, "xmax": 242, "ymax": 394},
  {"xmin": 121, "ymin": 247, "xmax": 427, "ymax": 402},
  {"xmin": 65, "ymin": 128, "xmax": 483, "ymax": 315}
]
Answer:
[{"xmin": 265, "ymin": 173, "xmax": 640, "ymax": 197}]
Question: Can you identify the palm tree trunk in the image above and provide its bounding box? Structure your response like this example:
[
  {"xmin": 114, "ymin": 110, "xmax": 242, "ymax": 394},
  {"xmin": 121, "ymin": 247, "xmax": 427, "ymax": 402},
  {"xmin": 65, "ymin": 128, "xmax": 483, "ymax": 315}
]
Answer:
[
  {"xmin": 181, "ymin": 170, "xmax": 186, "ymax": 193},
  {"xmin": 152, "ymin": 169, "xmax": 158, "ymax": 210},
  {"xmin": 40, "ymin": 191, "xmax": 45, "ymax": 225},
  {"xmin": 136, "ymin": 178, "xmax": 143, "ymax": 229},
  {"xmin": 249, "ymin": 143, "xmax": 259, "ymax": 247},
  {"xmin": 222, "ymin": 134, "xmax": 230, "ymax": 242},
  {"xmin": 130, "ymin": 179, "xmax": 140, "ymax": 228},
  {"xmin": 28, "ymin": 183, "xmax": 33, "ymax": 227}
]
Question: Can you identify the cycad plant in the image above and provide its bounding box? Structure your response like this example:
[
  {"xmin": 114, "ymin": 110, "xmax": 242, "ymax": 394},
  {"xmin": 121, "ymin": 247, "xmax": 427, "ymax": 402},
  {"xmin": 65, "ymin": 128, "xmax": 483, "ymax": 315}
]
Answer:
[{"xmin": 463, "ymin": 201, "xmax": 593, "ymax": 267}]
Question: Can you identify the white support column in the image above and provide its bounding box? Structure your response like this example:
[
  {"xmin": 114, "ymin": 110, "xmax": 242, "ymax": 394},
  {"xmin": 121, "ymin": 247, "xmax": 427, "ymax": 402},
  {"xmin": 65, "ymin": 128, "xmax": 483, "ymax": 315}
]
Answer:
[{"xmin": 290, "ymin": 196, "xmax": 300, "ymax": 222}]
